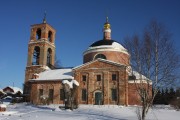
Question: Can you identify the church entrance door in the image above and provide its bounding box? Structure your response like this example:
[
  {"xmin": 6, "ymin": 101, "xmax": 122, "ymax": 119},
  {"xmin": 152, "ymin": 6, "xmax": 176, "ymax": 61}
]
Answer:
[{"xmin": 95, "ymin": 92, "xmax": 102, "ymax": 105}]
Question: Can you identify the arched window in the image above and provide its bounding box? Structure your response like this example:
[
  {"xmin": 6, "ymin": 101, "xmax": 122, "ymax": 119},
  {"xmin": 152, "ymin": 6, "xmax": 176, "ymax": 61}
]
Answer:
[
  {"xmin": 36, "ymin": 28, "xmax": 41, "ymax": 40},
  {"xmin": 48, "ymin": 31, "xmax": 52, "ymax": 42},
  {"xmin": 94, "ymin": 54, "xmax": 106, "ymax": 60},
  {"xmin": 32, "ymin": 46, "xmax": 40, "ymax": 65},
  {"xmin": 47, "ymin": 48, "xmax": 52, "ymax": 65}
]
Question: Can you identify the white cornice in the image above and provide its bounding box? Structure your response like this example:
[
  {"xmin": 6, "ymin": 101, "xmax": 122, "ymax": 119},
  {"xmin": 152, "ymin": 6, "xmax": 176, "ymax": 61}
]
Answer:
[
  {"xmin": 83, "ymin": 47, "xmax": 129, "ymax": 55},
  {"xmin": 29, "ymin": 39, "xmax": 55, "ymax": 48},
  {"xmin": 26, "ymin": 65, "xmax": 43, "ymax": 67}
]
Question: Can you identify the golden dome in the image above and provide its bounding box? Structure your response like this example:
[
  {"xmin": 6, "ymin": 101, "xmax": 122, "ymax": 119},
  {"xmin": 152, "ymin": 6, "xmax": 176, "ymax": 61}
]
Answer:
[{"xmin": 104, "ymin": 23, "xmax": 111, "ymax": 29}]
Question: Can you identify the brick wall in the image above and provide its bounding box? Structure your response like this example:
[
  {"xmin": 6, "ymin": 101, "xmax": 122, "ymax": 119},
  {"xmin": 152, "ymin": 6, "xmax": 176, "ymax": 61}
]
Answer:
[
  {"xmin": 83, "ymin": 51, "xmax": 130, "ymax": 65},
  {"xmin": 30, "ymin": 81, "xmax": 64, "ymax": 105},
  {"xmin": 74, "ymin": 60, "xmax": 128, "ymax": 105},
  {"xmin": 128, "ymin": 83, "xmax": 152, "ymax": 105},
  {"xmin": 30, "ymin": 23, "xmax": 56, "ymax": 43}
]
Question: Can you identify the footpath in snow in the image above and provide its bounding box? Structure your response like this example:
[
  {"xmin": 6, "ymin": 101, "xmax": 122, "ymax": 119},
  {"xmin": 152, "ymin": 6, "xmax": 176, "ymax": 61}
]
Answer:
[{"xmin": 0, "ymin": 103, "xmax": 179, "ymax": 120}]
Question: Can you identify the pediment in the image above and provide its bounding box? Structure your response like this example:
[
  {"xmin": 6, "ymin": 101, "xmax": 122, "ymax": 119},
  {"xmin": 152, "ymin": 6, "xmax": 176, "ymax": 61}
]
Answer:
[{"xmin": 73, "ymin": 59, "xmax": 126, "ymax": 71}]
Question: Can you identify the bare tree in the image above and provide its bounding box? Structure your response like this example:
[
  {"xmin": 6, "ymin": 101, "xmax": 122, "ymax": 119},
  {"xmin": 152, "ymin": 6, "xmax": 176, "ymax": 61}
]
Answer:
[
  {"xmin": 124, "ymin": 20, "xmax": 180, "ymax": 120},
  {"xmin": 54, "ymin": 55, "xmax": 62, "ymax": 68}
]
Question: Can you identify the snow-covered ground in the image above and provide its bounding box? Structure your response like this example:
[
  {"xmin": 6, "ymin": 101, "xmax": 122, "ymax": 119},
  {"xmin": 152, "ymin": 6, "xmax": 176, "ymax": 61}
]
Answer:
[{"xmin": 0, "ymin": 103, "xmax": 179, "ymax": 120}]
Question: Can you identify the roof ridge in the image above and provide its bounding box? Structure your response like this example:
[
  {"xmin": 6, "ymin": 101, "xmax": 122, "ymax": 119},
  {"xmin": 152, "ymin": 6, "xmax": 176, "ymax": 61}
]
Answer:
[{"xmin": 73, "ymin": 58, "xmax": 126, "ymax": 70}]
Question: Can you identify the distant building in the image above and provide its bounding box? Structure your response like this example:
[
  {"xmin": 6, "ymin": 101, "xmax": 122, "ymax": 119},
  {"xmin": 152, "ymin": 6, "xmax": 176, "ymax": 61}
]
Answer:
[
  {"xmin": 24, "ymin": 17, "xmax": 151, "ymax": 105},
  {"xmin": 3, "ymin": 86, "xmax": 23, "ymax": 95}
]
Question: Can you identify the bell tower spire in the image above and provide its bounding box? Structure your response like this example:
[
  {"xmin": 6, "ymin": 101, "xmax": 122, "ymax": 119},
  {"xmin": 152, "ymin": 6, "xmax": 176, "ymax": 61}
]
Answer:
[
  {"xmin": 103, "ymin": 16, "xmax": 111, "ymax": 40},
  {"xmin": 106, "ymin": 16, "xmax": 109, "ymax": 23},
  {"xmin": 43, "ymin": 11, "xmax": 47, "ymax": 23}
]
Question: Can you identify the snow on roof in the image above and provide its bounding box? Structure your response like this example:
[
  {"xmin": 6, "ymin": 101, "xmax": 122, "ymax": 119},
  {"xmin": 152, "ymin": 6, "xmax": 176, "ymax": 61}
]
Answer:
[
  {"xmin": 62, "ymin": 80, "xmax": 79, "ymax": 88},
  {"xmin": 4, "ymin": 86, "xmax": 23, "ymax": 94},
  {"xmin": 128, "ymin": 71, "xmax": 152, "ymax": 84},
  {"xmin": 44, "ymin": 66, "xmax": 51, "ymax": 70},
  {"xmin": 72, "ymin": 80, "xmax": 79, "ymax": 86},
  {"xmin": 0, "ymin": 89, "xmax": 6, "ymax": 94},
  {"xmin": 129, "ymin": 71, "xmax": 150, "ymax": 80},
  {"xmin": 30, "ymin": 68, "xmax": 73, "ymax": 81},
  {"xmin": 73, "ymin": 58, "xmax": 125, "ymax": 70},
  {"xmin": 0, "ymin": 104, "xmax": 7, "ymax": 108}
]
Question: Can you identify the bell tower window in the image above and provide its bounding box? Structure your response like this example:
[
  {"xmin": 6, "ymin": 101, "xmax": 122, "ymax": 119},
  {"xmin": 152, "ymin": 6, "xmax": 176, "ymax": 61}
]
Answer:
[
  {"xmin": 47, "ymin": 48, "xmax": 52, "ymax": 66},
  {"xmin": 94, "ymin": 54, "xmax": 106, "ymax": 60},
  {"xmin": 36, "ymin": 28, "xmax": 41, "ymax": 40},
  {"xmin": 32, "ymin": 46, "xmax": 40, "ymax": 65},
  {"xmin": 48, "ymin": 31, "xmax": 52, "ymax": 42}
]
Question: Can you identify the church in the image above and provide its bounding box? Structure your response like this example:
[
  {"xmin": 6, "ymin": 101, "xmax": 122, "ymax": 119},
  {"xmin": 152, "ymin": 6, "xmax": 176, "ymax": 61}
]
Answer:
[{"xmin": 23, "ymin": 17, "xmax": 151, "ymax": 105}]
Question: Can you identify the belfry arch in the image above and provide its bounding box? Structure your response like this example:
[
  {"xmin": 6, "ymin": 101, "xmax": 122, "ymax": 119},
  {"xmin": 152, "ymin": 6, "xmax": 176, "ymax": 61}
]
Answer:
[
  {"xmin": 36, "ymin": 28, "xmax": 41, "ymax": 40},
  {"xmin": 32, "ymin": 46, "xmax": 40, "ymax": 65},
  {"xmin": 48, "ymin": 31, "xmax": 53, "ymax": 42},
  {"xmin": 47, "ymin": 48, "xmax": 52, "ymax": 65}
]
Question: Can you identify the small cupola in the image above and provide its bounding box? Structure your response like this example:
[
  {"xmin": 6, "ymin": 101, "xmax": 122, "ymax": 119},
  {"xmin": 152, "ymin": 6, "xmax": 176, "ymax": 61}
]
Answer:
[{"xmin": 103, "ymin": 17, "xmax": 111, "ymax": 40}]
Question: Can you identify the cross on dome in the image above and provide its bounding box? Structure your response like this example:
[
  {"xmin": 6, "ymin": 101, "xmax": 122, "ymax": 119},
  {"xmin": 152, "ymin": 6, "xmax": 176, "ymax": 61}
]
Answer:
[
  {"xmin": 104, "ymin": 16, "xmax": 111, "ymax": 29},
  {"xmin": 43, "ymin": 11, "xmax": 47, "ymax": 23}
]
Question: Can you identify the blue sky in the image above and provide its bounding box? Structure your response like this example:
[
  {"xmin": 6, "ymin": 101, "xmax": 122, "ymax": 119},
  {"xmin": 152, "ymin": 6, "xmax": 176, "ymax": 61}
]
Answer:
[{"xmin": 0, "ymin": 0, "xmax": 180, "ymax": 89}]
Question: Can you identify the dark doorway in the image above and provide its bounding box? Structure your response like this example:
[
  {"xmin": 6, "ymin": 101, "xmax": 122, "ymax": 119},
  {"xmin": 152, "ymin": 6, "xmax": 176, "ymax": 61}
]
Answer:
[{"xmin": 95, "ymin": 92, "xmax": 102, "ymax": 105}]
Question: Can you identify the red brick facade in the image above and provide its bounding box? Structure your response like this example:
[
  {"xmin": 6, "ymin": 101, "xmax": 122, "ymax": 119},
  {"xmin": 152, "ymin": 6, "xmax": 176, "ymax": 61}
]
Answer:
[
  {"xmin": 128, "ymin": 83, "xmax": 141, "ymax": 105},
  {"xmin": 128, "ymin": 83, "xmax": 152, "ymax": 105},
  {"xmin": 29, "ymin": 81, "xmax": 64, "ymax": 104},
  {"xmin": 73, "ymin": 59, "xmax": 129, "ymax": 105},
  {"xmin": 30, "ymin": 23, "xmax": 56, "ymax": 43}
]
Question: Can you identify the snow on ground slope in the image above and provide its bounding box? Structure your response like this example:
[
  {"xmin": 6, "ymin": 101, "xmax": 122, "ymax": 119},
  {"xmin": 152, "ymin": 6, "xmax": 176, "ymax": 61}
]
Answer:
[{"xmin": 0, "ymin": 103, "xmax": 179, "ymax": 120}]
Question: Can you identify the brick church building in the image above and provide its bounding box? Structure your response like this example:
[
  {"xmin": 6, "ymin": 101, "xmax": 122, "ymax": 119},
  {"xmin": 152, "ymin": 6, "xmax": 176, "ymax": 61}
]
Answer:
[{"xmin": 23, "ymin": 17, "xmax": 151, "ymax": 105}]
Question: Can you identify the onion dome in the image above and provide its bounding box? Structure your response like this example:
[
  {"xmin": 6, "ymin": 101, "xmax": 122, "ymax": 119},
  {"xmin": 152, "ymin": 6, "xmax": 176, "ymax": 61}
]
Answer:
[{"xmin": 83, "ymin": 17, "xmax": 129, "ymax": 65}]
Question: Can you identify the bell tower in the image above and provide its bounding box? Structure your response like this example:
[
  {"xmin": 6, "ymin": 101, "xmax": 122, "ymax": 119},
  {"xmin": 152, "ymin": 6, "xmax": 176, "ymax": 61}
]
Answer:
[{"xmin": 24, "ymin": 15, "xmax": 56, "ymax": 85}]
